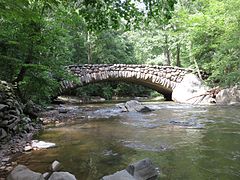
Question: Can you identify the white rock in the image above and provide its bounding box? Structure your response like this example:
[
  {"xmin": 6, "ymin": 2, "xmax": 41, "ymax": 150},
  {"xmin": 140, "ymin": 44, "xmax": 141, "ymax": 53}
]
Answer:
[
  {"xmin": 31, "ymin": 140, "xmax": 56, "ymax": 149},
  {"xmin": 48, "ymin": 172, "xmax": 77, "ymax": 180},
  {"xmin": 172, "ymin": 74, "xmax": 210, "ymax": 104}
]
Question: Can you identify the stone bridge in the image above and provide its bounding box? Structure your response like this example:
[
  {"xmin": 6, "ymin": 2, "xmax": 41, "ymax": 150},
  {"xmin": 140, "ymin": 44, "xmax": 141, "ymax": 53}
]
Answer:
[{"xmin": 59, "ymin": 64, "xmax": 192, "ymax": 100}]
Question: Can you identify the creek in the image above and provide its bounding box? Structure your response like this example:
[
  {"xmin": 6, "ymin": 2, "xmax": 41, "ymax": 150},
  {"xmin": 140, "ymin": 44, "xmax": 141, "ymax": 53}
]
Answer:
[{"xmin": 15, "ymin": 101, "xmax": 240, "ymax": 179}]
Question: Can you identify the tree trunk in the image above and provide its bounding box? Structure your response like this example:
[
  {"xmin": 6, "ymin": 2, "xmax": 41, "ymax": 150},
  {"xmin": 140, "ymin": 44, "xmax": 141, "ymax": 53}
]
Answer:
[
  {"xmin": 189, "ymin": 42, "xmax": 202, "ymax": 80},
  {"xmin": 164, "ymin": 34, "xmax": 171, "ymax": 66},
  {"xmin": 86, "ymin": 31, "xmax": 92, "ymax": 64},
  {"xmin": 176, "ymin": 43, "xmax": 181, "ymax": 67},
  {"xmin": 13, "ymin": 45, "xmax": 33, "ymax": 84}
]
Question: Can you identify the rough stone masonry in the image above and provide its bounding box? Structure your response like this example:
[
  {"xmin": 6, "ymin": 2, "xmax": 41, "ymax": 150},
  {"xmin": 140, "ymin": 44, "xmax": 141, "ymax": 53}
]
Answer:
[{"xmin": 59, "ymin": 64, "xmax": 192, "ymax": 100}]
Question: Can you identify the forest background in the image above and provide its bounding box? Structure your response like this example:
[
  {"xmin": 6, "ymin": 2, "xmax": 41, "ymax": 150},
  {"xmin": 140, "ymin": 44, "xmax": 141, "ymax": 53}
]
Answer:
[{"xmin": 0, "ymin": 0, "xmax": 239, "ymax": 104}]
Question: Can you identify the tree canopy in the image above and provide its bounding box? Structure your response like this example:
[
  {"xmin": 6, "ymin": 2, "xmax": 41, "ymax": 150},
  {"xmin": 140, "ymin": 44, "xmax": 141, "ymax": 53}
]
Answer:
[{"xmin": 0, "ymin": 0, "xmax": 239, "ymax": 104}]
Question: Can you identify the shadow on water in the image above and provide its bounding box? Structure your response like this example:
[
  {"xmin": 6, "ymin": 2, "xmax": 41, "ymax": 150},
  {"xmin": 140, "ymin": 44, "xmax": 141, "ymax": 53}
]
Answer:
[{"xmin": 15, "ymin": 102, "xmax": 240, "ymax": 179}]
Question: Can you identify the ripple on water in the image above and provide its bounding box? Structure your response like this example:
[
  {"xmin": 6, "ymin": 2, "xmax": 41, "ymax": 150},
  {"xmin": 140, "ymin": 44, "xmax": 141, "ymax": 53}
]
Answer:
[{"xmin": 120, "ymin": 140, "xmax": 171, "ymax": 152}]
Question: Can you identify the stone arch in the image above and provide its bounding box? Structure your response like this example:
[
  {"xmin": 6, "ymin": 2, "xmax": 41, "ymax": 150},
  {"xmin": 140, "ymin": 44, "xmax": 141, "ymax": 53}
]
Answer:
[{"xmin": 59, "ymin": 64, "xmax": 191, "ymax": 100}]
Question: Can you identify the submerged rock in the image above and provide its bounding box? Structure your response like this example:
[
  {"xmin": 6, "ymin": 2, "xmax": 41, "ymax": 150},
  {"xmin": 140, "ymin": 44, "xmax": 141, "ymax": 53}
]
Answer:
[
  {"xmin": 169, "ymin": 120, "xmax": 204, "ymax": 129},
  {"xmin": 7, "ymin": 165, "xmax": 44, "ymax": 180},
  {"xmin": 116, "ymin": 100, "xmax": 152, "ymax": 113}
]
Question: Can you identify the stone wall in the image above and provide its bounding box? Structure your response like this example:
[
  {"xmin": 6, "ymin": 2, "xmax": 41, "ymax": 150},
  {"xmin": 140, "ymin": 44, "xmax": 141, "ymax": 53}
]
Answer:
[{"xmin": 0, "ymin": 81, "xmax": 36, "ymax": 142}]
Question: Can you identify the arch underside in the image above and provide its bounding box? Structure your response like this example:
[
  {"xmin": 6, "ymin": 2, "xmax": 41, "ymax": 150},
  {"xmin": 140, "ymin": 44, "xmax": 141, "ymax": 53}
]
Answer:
[{"xmin": 70, "ymin": 77, "xmax": 173, "ymax": 100}]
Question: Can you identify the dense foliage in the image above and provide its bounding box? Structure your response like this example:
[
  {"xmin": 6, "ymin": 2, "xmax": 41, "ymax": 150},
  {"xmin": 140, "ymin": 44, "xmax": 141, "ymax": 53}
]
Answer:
[{"xmin": 0, "ymin": 0, "xmax": 239, "ymax": 104}]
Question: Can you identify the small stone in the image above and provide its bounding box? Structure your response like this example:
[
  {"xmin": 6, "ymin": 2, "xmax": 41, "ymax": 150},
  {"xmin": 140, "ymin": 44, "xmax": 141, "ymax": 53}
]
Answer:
[
  {"xmin": 43, "ymin": 172, "xmax": 50, "ymax": 179},
  {"xmin": 58, "ymin": 109, "xmax": 68, "ymax": 113},
  {"xmin": 24, "ymin": 145, "xmax": 33, "ymax": 152},
  {"xmin": 0, "ymin": 104, "xmax": 8, "ymax": 111},
  {"xmin": 5, "ymin": 166, "xmax": 13, "ymax": 171},
  {"xmin": 0, "ymin": 166, "xmax": 6, "ymax": 170},
  {"xmin": 55, "ymin": 122, "xmax": 65, "ymax": 127},
  {"xmin": 51, "ymin": 160, "xmax": 61, "ymax": 172},
  {"xmin": 11, "ymin": 162, "xmax": 18, "ymax": 166},
  {"xmin": 2, "ymin": 157, "xmax": 10, "ymax": 162}
]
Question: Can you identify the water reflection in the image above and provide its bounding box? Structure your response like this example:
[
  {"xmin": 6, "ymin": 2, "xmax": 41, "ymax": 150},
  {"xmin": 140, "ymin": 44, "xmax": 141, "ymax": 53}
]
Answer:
[{"xmin": 15, "ymin": 102, "xmax": 240, "ymax": 179}]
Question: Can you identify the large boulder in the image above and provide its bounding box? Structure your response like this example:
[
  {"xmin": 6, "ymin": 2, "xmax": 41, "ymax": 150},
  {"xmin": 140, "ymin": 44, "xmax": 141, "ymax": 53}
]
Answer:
[
  {"xmin": 101, "ymin": 170, "xmax": 135, "ymax": 180},
  {"xmin": 116, "ymin": 100, "xmax": 152, "ymax": 112},
  {"xmin": 216, "ymin": 86, "xmax": 240, "ymax": 105},
  {"xmin": 126, "ymin": 158, "xmax": 158, "ymax": 180},
  {"xmin": 172, "ymin": 74, "xmax": 212, "ymax": 104},
  {"xmin": 102, "ymin": 158, "xmax": 159, "ymax": 180},
  {"xmin": 7, "ymin": 165, "xmax": 44, "ymax": 180},
  {"xmin": 48, "ymin": 172, "xmax": 77, "ymax": 180}
]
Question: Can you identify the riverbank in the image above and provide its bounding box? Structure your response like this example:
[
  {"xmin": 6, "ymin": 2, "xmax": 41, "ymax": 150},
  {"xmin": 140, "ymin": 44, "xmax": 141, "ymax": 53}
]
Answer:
[
  {"xmin": 0, "ymin": 96, "xmax": 111, "ymax": 179},
  {"xmin": 0, "ymin": 95, "xmax": 160, "ymax": 179},
  {"xmin": 0, "ymin": 81, "xmax": 43, "ymax": 178}
]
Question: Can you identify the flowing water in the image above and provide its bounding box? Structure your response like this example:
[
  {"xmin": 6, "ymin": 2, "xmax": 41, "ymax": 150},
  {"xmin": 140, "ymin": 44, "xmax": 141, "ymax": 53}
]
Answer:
[{"xmin": 16, "ymin": 102, "xmax": 240, "ymax": 179}]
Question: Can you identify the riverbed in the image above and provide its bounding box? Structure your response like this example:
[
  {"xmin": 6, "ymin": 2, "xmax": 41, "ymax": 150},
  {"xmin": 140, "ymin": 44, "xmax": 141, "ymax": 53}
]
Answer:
[{"xmin": 15, "ymin": 101, "xmax": 240, "ymax": 179}]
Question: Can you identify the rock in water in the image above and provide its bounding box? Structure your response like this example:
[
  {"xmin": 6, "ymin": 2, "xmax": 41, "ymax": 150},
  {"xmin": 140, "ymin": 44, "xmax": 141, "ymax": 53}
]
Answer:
[
  {"xmin": 126, "ymin": 158, "xmax": 158, "ymax": 180},
  {"xmin": 51, "ymin": 160, "xmax": 61, "ymax": 172},
  {"xmin": 117, "ymin": 100, "xmax": 152, "ymax": 112},
  {"xmin": 102, "ymin": 158, "xmax": 158, "ymax": 180},
  {"xmin": 48, "ymin": 172, "xmax": 77, "ymax": 180},
  {"xmin": 216, "ymin": 86, "xmax": 240, "ymax": 105},
  {"xmin": 7, "ymin": 165, "xmax": 44, "ymax": 180},
  {"xmin": 101, "ymin": 170, "xmax": 135, "ymax": 180}
]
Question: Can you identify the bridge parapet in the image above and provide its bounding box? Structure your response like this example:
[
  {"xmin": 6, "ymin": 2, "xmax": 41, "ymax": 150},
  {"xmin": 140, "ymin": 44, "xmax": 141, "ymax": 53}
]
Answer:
[{"xmin": 59, "ymin": 64, "xmax": 192, "ymax": 99}]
